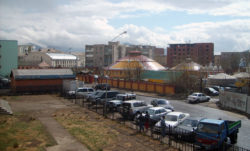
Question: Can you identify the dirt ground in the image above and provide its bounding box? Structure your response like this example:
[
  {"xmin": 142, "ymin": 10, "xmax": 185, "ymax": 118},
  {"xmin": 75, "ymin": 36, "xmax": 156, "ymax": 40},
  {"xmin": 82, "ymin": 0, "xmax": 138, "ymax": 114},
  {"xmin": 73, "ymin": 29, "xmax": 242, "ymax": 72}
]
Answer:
[{"xmin": 2, "ymin": 94, "xmax": 177, "ymax": 151}]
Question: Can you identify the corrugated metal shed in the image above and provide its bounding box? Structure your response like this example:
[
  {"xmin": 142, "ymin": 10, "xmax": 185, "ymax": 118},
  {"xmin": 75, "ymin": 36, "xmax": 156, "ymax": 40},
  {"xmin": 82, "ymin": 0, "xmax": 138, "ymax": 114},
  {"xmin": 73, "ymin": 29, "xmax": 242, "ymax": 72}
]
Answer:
[
  {"xmin": 11, "ymin": 69, "xmax": 75, "ymax": 80},
  {"xmin": 46, "ymin": 53, "xmax": 77, "ymax": 60}
]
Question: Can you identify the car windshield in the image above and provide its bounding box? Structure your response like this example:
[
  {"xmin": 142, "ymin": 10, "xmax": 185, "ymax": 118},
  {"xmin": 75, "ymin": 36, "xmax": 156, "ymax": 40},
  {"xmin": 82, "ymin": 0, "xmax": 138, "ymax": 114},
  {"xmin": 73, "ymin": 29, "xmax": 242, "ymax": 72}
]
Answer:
[
  {"xmin": 208, "ymin": 88, "xmax": 216, "ymax": 92},
  {"xmin": 147, "ymin": 109, "xmax": 155, "ymax": 115},
  {"xmin": 89, "ymin": 89, "xmax": 94, "ymax": 92},
  {"xmin": 78, "ymin": 89, "xmax": 87, "ymax": 92},
  {"xmin": 192, "ymin": 93, "xmax": 198, "ymax": 96},
  {"xmin": 165, "ymin": 115, "xmax": 178, "ymax": 121},
  {"xmin": 181, "ymin": 119, "xmax": 198, "ymax": 127},
  {"xmin": 123, "ymin": 103, "xmax": 131, "ymax": 108},
  {"xmin": 158, "ymin": 100, "xmax": 168, "ymax": 105},
  {"xmin": 96, "ymin": 92, "xmax": 105, "ymax": 97},
  {"xmin": 116, "ymin": 95, "xmax": 125, "ymax": 100},
  {"xmin": 133, "ymin": 102, "xmax": 146, "ymax": 107},
  {"xmin": 92, "ymin": 91, "xmax": 99, "ymax": 95},
  {"xmin": 197, "ymin": 123, "xmax": 219, "ymax": 134}
]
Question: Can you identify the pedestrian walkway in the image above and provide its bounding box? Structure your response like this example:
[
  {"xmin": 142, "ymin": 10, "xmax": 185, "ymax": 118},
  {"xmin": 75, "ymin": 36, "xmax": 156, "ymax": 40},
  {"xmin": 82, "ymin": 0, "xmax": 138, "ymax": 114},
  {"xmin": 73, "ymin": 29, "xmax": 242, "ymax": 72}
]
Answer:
[
  {"xmin": 0, "ymin": 99, "xmax": 13, "ymax": 115},
  {"xmin": 39, "ymin": 116, "xmax": 89, "ymax": 151}
]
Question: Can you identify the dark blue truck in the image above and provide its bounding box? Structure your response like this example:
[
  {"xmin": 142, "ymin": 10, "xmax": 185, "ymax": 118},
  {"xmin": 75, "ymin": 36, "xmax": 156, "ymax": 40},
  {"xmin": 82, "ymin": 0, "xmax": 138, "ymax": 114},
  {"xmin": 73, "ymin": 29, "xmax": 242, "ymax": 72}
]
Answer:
[{"xmin": 195, "ymin": 118, "xmax": 241, "ymax": 150}]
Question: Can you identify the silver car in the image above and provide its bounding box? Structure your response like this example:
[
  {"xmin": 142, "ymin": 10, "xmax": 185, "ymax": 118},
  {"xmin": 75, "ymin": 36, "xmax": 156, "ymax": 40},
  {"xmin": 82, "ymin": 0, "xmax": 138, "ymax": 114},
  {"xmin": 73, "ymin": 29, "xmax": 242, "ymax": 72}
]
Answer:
[
  {"xmin": 145, "ymin": 107, "xmax": 172, "ymax": 123},
  {"xmin": 187, "ymin": 93, "xmax": 210, "ymax": 103}
]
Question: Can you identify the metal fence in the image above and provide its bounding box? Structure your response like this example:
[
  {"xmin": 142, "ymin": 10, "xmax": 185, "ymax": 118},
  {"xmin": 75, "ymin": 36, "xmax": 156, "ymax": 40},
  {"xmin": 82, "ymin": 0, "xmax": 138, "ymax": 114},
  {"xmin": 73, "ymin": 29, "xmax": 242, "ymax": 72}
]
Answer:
[{"xmin": 62, "ymin": 92, "xmax": 250, "ymax": 151}]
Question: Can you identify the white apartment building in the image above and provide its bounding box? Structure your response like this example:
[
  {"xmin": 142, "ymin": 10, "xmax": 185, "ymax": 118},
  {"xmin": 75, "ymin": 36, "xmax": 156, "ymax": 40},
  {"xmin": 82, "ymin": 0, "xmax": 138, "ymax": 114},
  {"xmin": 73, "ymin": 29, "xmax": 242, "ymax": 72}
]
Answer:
[
  {"xmin": 19, "ymin": 52, "xmax": 77, "ymax": 68},
  {"xmin": 47, "ymin": 53, "xmax": 77, "ymax": 68}
]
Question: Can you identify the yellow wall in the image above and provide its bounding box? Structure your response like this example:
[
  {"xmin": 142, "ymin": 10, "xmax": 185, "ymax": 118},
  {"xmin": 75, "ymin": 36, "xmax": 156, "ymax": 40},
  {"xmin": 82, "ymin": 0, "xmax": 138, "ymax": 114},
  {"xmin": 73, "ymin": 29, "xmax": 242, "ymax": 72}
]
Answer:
[
  {"xmin": 165, "ymin": 86, "xmax": 175, "ymax": 95},
  {"xmin": 147, "ymin": 83, "xmax": 155, "ymax": 92},
  {"xmin": 156, "ymin": 85, "xmax": 164, "ymax": 94},
  {"xmin": 119, "ymin": 80, "xmax": 125, "ymax": 88},
  {"xmin": 125, "ymin": 81, "xmax": 131, "ymax": 89},
  {"xmin": 139, "ymin": 83, "xmax": 146, "ymax": 91},
  {"xmin": 132, "ymin": 82, "xmax": 139, "ymax": 90}
]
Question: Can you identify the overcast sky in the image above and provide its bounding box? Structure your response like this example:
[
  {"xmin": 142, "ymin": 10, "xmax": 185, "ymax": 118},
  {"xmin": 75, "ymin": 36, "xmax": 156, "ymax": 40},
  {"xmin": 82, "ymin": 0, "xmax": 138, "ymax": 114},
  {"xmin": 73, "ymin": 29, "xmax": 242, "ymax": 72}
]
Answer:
[{"xmin": 0, "ymin": 0, "xmax": 250, "ymax": 54}]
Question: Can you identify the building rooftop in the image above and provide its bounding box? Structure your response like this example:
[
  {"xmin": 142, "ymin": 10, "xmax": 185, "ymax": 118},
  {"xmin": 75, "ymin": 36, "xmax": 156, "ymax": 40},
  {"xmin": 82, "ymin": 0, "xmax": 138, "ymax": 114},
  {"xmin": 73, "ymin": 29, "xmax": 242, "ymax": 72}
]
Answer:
[
  {"xmin": 11, "ymin": 69, "xmax": 75, "ymax": 80},
  {"xmin": 107, "ymin": 55, "xmax": 166, "ymax": 71},
  {"xmin": 46, "ymin": 53, "xmax": 77, "ymax": 60}
]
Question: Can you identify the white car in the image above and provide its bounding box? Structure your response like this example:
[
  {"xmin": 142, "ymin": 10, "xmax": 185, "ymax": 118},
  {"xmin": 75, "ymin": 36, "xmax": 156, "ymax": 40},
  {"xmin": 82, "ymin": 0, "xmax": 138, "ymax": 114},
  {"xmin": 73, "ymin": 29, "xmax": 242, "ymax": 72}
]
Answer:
[
  {"xmin": 187, "ymin": 92, "xmax": 210, "ymax": 103},
  {"xmin": 155, "ymin": 112, "xmax": 190, "ymax": 128}
]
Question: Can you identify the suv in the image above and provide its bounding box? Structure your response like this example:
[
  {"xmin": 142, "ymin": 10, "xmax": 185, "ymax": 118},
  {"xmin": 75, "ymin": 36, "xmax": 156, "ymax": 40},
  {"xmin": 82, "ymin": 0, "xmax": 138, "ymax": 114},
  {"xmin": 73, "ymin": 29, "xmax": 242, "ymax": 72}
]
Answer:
[
  {"xmin": 75, "ymin": 87, "xmax": 94, "ymax": 98},
  {"xmin": 94, "ymin": 83, "xmax": 110, "ymax": 90},
  {"xmin": 107, "ymin": 93, "xmax": 136, "ymax": 111},
  {"xmin": 89, "ymin": 91, "xmax": 119, "ymax": 104},
  {"xmin": 119, "ymin": 100, "xmax": 152, "ymax": 120}
]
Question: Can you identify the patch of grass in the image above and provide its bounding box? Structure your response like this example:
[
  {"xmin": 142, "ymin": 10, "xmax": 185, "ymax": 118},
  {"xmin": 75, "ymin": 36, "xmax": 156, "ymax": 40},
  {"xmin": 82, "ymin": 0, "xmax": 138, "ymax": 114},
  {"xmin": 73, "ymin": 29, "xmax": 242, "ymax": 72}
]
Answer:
[
  {"xmin": 55, "ymin": 111, "xmax": 117, "ymax": 151},
  {"xmin": 0, "ymin": 113, "xmax": 56, "ymax": 151}
]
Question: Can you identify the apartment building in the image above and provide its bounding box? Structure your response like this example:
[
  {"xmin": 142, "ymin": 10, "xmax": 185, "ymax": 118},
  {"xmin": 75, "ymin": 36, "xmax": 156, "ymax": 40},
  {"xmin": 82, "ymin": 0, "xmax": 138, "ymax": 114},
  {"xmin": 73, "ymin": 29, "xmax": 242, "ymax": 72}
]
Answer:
[
  {"xmin": 0, "ymin": 40, "xmax": 18, "ymax": 77},
  {"xmin": 167, "ymin": 43, "xmax": 214, "ymax": 68}
]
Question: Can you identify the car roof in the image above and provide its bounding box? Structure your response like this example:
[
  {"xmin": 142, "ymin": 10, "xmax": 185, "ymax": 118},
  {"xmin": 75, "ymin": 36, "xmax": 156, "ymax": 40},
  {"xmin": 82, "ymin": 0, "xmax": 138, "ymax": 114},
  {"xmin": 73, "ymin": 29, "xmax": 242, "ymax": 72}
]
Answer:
[
  {"xmin": 148, "ymin": 107, "xmax": 165, "ymax": 110},
  {"xmin": 192, "ymin": 92, "xmax": 203, "ymax": 95},
  {"xmin": 200, "ymin": 118, "xmax": 224, "ymax": 125},
  {"xmin": 78, "ymin": 87, "xmax": 92, "ymax": 89},
  {"xmin": 154, "ymin": 99, "xmax": 168, "ymax": 101},
  {"xmin": 123, "ymin": 100, "xmax": 144, "ymax": 103},
  {"xmin": 167, "ymin": 112, "xmax": 185, "ymax": 116}
]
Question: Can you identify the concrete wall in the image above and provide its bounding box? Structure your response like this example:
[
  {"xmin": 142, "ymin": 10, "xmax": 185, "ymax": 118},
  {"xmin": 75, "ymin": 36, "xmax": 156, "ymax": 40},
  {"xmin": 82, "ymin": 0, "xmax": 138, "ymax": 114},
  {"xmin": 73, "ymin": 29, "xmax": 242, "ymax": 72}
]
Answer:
[
  {"xmin": 219, "ymin": 91, "xmax": 248, "ymax": 113},
  {"xmin": 247, "ymin": 96, "xmax": 250, "ymax": 114}
]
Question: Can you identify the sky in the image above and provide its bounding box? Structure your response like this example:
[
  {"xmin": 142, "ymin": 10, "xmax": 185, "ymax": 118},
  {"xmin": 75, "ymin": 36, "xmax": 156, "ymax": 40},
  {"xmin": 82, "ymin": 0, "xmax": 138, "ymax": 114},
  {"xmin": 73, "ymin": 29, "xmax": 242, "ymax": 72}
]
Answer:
[{"xmin": 0, "ymin": 0, "xmax": 250, "ymax": 54}]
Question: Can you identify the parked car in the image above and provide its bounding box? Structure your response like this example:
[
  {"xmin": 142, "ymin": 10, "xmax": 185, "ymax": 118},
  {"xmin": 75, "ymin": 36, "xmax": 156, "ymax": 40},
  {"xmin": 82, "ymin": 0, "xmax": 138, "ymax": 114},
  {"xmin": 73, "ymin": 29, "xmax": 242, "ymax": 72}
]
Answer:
[
  {"xmin": 0, "ymin": 76, "xmax": 10, "ymax": 89},
  {"xmin": 211, "ymin": 86, "xmax": 221, "ymax": 92},
  {"xmin": 154, "ymin": 112, "xmax": 190, "ymax": 133},
  {"xmin": 67, "ymin": 87, "xmax": 94, "ymax": 98},
  {"xmin": 85, "ymin": 91, "xmax": 102, "ymax": 102},
  {"xmin": 187, "ymin": 93, "xmax": 210, "ymax": 103},
  {"xmin": 119, "ymin": 100, "xmax": 153, "ymax": 120},
  {"xmin": 204, "ymin": 87, "xmax": 219, "ymax": 96},
  {"xmin": 173, "ymin": 117, "xmax": 205, "ymax": 142},
  {"xmin": 75, "ymin": 87, "xmax": 94, "ymax": 98},
  {"xmin": 89, "ymin": 91, "xmax": 119, "ymax": 104},
  {"xmin": 107, "ymin": 93, "xmax": 136, "ymax": 111},
  {"xmin": 94, "ymin": 83, "xmax": 110, "ymax": 90},
  {"xmin": 144, "ymin": 107, "xmax": 172, "ymax": 123},
  {"xmin": 151, "ymin": 99, "xmax": 174, "ymax": 111}
]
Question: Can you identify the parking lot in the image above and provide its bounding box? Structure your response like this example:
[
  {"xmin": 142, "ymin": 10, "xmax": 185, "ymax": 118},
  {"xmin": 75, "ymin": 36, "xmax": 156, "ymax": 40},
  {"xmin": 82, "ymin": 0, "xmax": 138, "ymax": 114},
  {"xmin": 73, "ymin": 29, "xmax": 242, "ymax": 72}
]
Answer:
[
  {"xmin": 2, "ymin": 84, "xmax": 250, "ymax": 151},
  {"xmin": 67, "ymin": 83, "xmax": 250, "ymax": 150}
]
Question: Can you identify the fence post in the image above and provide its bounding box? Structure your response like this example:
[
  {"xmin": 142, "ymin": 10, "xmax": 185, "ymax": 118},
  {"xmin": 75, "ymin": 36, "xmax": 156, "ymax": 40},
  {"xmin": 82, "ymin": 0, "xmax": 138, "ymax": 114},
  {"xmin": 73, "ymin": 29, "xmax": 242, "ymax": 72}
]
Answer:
[{"xmin": 169, "ymin": 125, "xmax": 171, "ymax": 147}]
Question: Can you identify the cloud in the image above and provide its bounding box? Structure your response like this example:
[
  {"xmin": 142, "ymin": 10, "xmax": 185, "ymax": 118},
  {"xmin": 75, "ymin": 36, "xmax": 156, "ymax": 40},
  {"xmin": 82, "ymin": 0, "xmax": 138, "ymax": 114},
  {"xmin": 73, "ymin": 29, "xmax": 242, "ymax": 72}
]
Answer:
[{"xmin": 0, "ymin": 0, "xmax": 250, "ymax": 52}]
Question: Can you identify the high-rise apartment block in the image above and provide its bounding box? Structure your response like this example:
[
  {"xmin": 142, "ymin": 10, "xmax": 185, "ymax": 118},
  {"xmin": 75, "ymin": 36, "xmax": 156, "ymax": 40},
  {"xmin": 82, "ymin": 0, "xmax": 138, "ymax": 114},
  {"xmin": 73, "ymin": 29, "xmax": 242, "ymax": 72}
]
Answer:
[{"xmin": 167, "ymin": 43, "xmax": 214, "ymax": 68}]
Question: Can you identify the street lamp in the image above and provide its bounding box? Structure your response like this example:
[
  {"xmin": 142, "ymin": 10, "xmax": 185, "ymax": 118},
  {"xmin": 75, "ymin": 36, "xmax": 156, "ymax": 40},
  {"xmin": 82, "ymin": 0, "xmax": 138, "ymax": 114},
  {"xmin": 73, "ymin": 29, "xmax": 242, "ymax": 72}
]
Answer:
[{"xmin": 110, "ymin": 31, "xmax": 127, "ymax": 42}]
